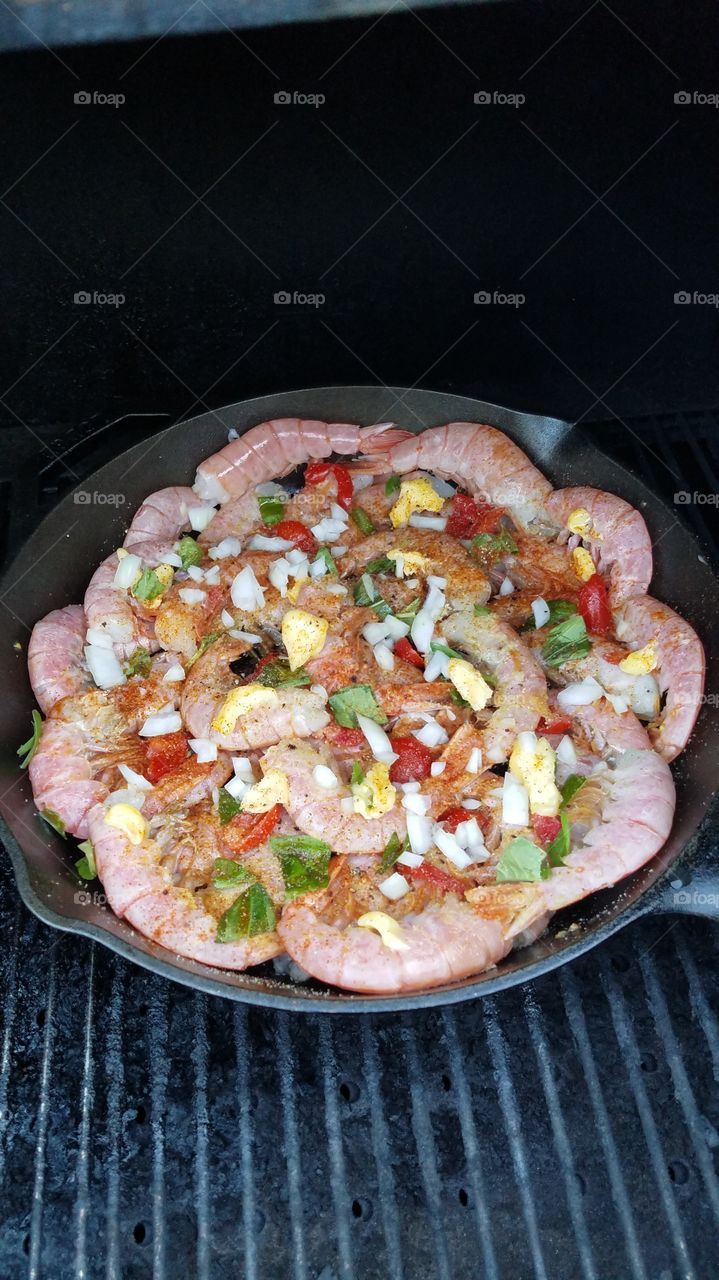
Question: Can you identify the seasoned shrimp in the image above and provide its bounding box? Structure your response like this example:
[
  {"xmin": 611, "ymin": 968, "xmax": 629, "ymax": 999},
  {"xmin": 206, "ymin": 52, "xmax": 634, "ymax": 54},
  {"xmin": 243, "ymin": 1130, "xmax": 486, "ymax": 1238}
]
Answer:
[
  {"xmin": 386, "ymin": 422, "xmax": 552, "ymax": 528},
  {"xmin": 28, "ymin": 604, "xmax": 92, "ymax": 713},
  {"xmin": 193, "ymin": 419, "xmax": 409, "ymax": 504},
  {"xmin": 614, "ymin": 594, "xmax": 705, "ymax": 761},
  {"xmin": 141, "ymin": 757, "xmax": 233, "ymax": 819},
  {"xmin": 87, "ymin": 801, "xmax": 282, "ymax": 970},
  {"xmin": 84, "ymin": 538, "xmax": 176, "ymax": 659},
  {"xmin": 544, "ymin": 486, "xmax": 652, "ymax": 606},
  {"xmin": 277, "ymin": 858, "xmax": 510, "ymax": 993},
  {"xmin": 441, "ymin": 609, "xmax": 549, "ymax": 763},
  {"xmin": 342, "ymin": 528, "xmax": 491, "ymax": 611},
  {"xmin": 181, "ymin": 635, "xmax": 330, "ymax": 749},
  {"xmin": 124, "ymin": 486, "xmax": 198, "ymax": 550},
  {"xmin": 29, "ymin": 718, "xmax": 108, "ymax": 838}
]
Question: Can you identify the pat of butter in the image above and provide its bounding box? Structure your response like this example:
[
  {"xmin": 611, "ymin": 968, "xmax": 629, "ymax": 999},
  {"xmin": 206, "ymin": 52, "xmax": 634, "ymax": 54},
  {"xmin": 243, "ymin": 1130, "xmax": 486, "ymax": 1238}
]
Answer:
[
  {"xmin": 212, "ymin": 685, "xmax": 278, "ymax": 734},
  {"xmin": 619, "ymin": 641, "xmax": 658, "ymax": 675},
  {"xmin": 105, "ymin": 803, "xmax": 147, "ymax": 845},
  {"xmin": 357, "ymin": 911, "xmax": 410, "ymax": 951},
  {"xmin": 571, "ymin": 546, "xmax": 595, "ymax": 582}
]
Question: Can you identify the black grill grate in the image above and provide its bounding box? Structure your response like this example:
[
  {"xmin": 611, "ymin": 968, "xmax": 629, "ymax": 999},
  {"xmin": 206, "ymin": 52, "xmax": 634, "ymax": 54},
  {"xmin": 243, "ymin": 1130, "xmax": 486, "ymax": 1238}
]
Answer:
[{"xmin": 1, "ymin": 411, "xmax": 718, "ymax": 1280}]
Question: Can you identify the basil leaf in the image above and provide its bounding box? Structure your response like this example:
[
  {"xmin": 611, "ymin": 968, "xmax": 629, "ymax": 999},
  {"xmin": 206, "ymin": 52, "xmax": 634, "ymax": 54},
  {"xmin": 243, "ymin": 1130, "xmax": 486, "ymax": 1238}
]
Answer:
[
  {"xmin": 395, "ymin": 597, "xmax": 420, "ymax": 626},
  {"xmin": 176, "ymin": 535, "xmax": 203, "ymax": 569},
  {"xmin": 270, "ymin": 834, "xmax": 332, "ymax": 900},
  {"xmin": 430, "ymin": 640, "xmax": 464, "ymax": 660},
  {"xmin": 187, "ymin": 629, "xmax": 224, "ymax": 669},
  {"xmin": 471, "ymin": 530, "xmax": 518, "ymax": 567},
  {"xmin": 449, "ymin": 687, "xmax": 469, "ymax": 707},
  {"xmin": 216, "ymin": 882, "xmax": 276, "ymax": 941},
  {"xmin": 473, "ymin": 604, "xmax": 491, "ymax": 616},
  {"xmin": 131, "ymin": 568, "xmax": 164, "ymax": 602},
  {"xmin": 124, "ymin": 647, "xmax": 152, "ymax": 679},
  {"xmin": 211, "ymin": 857, "xmax": 256, "ymax": 890},
  {"xmin": 385, "ymin": 474, "xmax": 401, "ymax": 496},
  {"xmin": 353, "ymin": 575, "xmax": 392, "ymax": 620},
  {"xmin": 17, "ymin": 709, "xmax": 42, "ymax": 769},
  {"xmin": 257, "ymin": 658, "xmax": 311, "ymax": 688},
  {"xmin": 350, "ymin": 507, "xmax": 375, "ymax": 535},
  {"xmin": 541, "ymin": 614, "xmax": 591, "ymax": 667},
  {"xmin": 380, "ymin": 831, "xmax": 409, "ymax": 871},
  {"xmin": 546, "ymin": 811, "xmax": 570, "ymax": 867},
  {"xmin": 350, "ymin": 761, "xmax": 365, "ymax": 787},
  {"xmin": 313, "ymin": 547, "xmax": 338, "ymax": 575},
  {"xmin": 328, "ymin": 683, "xmax": 388, "ymax": 728},
  {"xmin": 257, "ymin": 494, "xmax": 285, "ymax": 527},
  {"xmin": 40, "ymin": 808, "xmax": 66, "ymax": 839},
  {"xmin": 521, "ymin": 598, "xmax": 577, "ymax": 632},
  {"xmin": 561, "ymin": 773, "xmax": 586, "ymax": 806},
  {"xmin": 218, "ymin": 787, "xmax": 243, "ymax": 825},
  {"xmin": 495, "ymin": 836, "xmax": 549, "ymax": 882},
  {"xmin": 366, "ymin": 555, "xmax": 394, "ymax": 574},
  {"xmin": 75, "ymin": 840, "xmax": 97, "ymax": 880}
]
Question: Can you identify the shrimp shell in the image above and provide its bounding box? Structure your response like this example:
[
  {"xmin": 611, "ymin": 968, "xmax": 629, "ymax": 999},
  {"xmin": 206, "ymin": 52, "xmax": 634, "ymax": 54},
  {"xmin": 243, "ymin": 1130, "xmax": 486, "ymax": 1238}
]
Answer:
[
  {"xmin": 84, "ymin": 537, "xmax": 175, "ymax": 660},
  {"xmin": 545, "ymin": 486, "xmax": 652, "ymax": 606},
  {"xmin": 28, "ymin": 604, "xmax": 91, "ymax": 713},
  {"xmin": 28, "ymin": 719, "xmax": 107, "ymax": 838},
  {"xmin": 124, "ymin": 486, "xmax": 197, "ymax": 550}
]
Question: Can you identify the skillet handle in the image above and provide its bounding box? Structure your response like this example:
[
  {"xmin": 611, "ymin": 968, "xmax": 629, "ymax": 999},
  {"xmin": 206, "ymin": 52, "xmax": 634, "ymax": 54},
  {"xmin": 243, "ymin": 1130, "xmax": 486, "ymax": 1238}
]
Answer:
[{"xmin": 640, "ymin": 821, "xmax": 719, "ymax": 921}]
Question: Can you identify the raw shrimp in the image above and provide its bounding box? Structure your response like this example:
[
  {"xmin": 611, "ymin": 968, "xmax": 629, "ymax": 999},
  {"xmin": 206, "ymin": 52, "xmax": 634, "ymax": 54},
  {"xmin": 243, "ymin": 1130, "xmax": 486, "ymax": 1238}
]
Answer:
[
  {"xmin": 544, "ymin": 486, "xmax": 652, "ymax": 606},
  {"xmin": 84, "ymin": 538, "xmax": 176, "ymax": 659},
  {"xmin": 441, "ymin": 608, "xmax": 549, "ymax": 763},
  {"xmin": 261, "ymin": 739, "xmax": 407, "ymax": 853},
  {"xmin": 193, "ymin": 419, "xmax": 410, "ymax": 504},
  {"xmin": 181, "ymin": 635, "xmax": 330, "ymax": 749},
  {"xmin": 141, "ymin": 757, "xmax": 233, "ymax": 819},
  {"xmin": 87, "ymin": 802, "xmax": 282, "ymax": 970},
  {"xmin": 29, "ymin": 718, "xmax": 108, "ymax": 838},
  {"xmin": 154, "ymin": 551, "xmax": 285, "ymax": 661},
  {"xmin": 277, "ymin": 858, "xmax": 510, "ymax": 993},
  {"xmin": 614, "ymin": 594, "xmax": 705, "ymax": 761},
  {"xmin": 124, "ymin": 486, "xmax": 198, "ymax": 550},
  {"xmin": 386, "ymin": 422, "xmax": 552, "ymax": 528},
  {"xmin": 28, "ymin": 605, "xmax": 92, "ymax": 713},
  {"xmin": 342, "ymin": 528, "xmax": 491, "ymax": 610}
]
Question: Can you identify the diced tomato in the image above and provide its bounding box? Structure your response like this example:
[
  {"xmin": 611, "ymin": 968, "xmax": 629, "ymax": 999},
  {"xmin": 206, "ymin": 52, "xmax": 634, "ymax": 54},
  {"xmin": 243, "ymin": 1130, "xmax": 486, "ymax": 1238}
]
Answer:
[
  {"xmin": 389, "ymin": 736, "xmax": 433, "ymax": 783},
  {"xmin": 537, "ymin": 715, "xmax": 572, "ymax": 736},
  {"xmin": 394, "ymin": 637, "xmax": 424, "ymax": 669},
  {"xmin": 578, "ymin": 573, "xmax": 612, "ymax": 637},
  {"xmin": 304, "ymin": 461, "xmax": 354, "ymax": 511},
  {"xmin": 405, "ymin": 862, "xmax": 466, "ymax": 894},
  {"xmin": 323, "ymin": 724, "xmax": 366, "ymax": 751},
  {"xmin": 272, "ymin": 520, "xmax": 318, "ymax": 556},
  {"xmin": 144, "ymin": 730, "xmax": 190, "ymax": 783},
  {"xmin": 439, "ymin": 806, "xmax": 470, "ymax": 833},
  {"xmin": 446, "ymin": 492, "xmax": 503, "ymax": 539},
  {"xmin": 222, "ymin": 804, "xmax": 282, "ymax": 855},
  {"xmin": 532, "ymin": 814, "xmax": 562, "ymax": 845}
]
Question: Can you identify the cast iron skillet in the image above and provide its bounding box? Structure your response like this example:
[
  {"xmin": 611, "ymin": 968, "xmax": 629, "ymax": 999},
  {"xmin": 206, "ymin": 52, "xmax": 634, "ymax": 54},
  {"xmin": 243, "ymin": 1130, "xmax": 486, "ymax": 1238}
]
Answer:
[{"xmin": 1, "ymin": 386, "xmax": 717, "ymax": 1013}]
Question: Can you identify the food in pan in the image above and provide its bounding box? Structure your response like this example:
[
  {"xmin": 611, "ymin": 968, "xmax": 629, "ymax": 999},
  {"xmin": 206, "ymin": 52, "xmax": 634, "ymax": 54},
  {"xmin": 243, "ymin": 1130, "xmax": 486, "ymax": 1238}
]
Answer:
[{"xmin": 21, "ymin": 418, "xmax": 705, "ymax": 992}]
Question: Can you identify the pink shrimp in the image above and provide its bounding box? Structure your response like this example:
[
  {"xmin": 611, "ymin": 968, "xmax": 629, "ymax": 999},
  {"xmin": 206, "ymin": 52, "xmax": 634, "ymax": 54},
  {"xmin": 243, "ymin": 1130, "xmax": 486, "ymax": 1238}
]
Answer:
[
  {"xmin": 193, "ymin": 419, "xmax": 410, "ymax": 504},
  {"xmin": 544, "ymin": 486, "xmax": 652, "ymax": 606},
  {"xmin": 342, "ymin": 528, "xmax": 492, "ymax": 611},
  {"xmin": 613, "ymin": 594, "xmax": 705, "ymax": 761},
  {"xmin": 124, "ymin": 486, "xmax": 197, "ymax": 550},
  {"xmin": 277, "ymin": 859, "xmax": 510, "ymax": 993},
  {"xmin": 84, "ymin": 538, "xmax": 176, "ymax": 660},
  {"xmin": 441, "ymin": 608, "xmax": 549, "ymax": 763},
  {"xmin": 261, "ymin": 739, "xmax": 407, "ymax": 853},
  {"xmin": 86, "ymin": 803, "xmax": 282, "ymax": 970},
  {"xmin": 27, "ymin": 605, "xmax": 91, "ymax": 713},
  {"xmin": 386, "ymin": 422, "xmax": 553, "ymax": 527},
  {"xmin": 29, "ymin": 718, "xmax": 107, "ymax": 838}
]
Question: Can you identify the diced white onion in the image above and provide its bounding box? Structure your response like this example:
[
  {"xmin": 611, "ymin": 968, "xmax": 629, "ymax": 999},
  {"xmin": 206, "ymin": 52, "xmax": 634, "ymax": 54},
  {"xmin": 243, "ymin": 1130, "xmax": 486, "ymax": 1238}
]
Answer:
[
  {"xmin": 374, "ymin": 642, "xmax": 395, "ymax": 671},
  {"xmin": 427, "ymin": 575, "xmax": 447, "ymax": 590},
  {"xmin": 229, "ymin": 629, "xmax": 262, "ymax": 643},
  {"xmin": 325, "ymin": 584, "xmax": 348, "ymax": 595},
  {"xmin": 413, "ymin": 720, "xmax": 448, "ymax": 748},
  {"xmin": 360, "ymin": 573, "xmax": 376, "ymax": 601},
  {"xmin": 85, "ymin": 625, "xmax": 114, "ymax": 650},
  {"xmin": 409, "ymin": 514, "xmax": 447, "ymax": 531},
  {"xmin": 393, "ymin": 553, "xmax": 405, "ymax": 578},
  {"xmin": 531, "ymin": 597, "xmax": 551, "ymax": 628},
  {"xmin": 379, "ymin": 872, "xmax": 410, "ymax": 901},
  {"xmin": 502, "ymin": 772, "xmax": 529, "ymax": 826},
  {"xmin": 164, "ymin": 552, "xmax": 183, "ymax": 568},
  {"xmin": 466, "ymin": 747, "xmax": 483, "ymax": 773},
  {"xmin": 405, "ymin": 578, "xmax": 419, "ymax": 588},
  {"xmin": 221, "ymin": 609, "xmax": 234, "ymax": 628},
  {"xmin": 162, "ymin": 663, "xmax": 185, "ymax": 683},
  {"xmin": 310, "ymin": 684, "xmax": 328, "ymax": 700},
  {"xmin": 351, "ymin": 473, "xmax": 373, "ymax": 492},
  {"xmin": 225, "ymin": 774, "xmax": 249, "ymax": 800},
  {"xmin": 247, "ymin": 534, "xmax": 294, "ymax": 552},
  {"xmin": 397, "ymin": 850, "xmax": 424, "ymax": 869},
  {"xmin": 232, "ymin": 757, "xmax": 254, "ymax": 780},
  {"xmin": 118, "ymin": 763, "xmax": 153, "ymax": 790},
  {"xmin": 461, "ymin": 798, "xmax": 481, "ymax": 810},
  {"xmin": 139, "ymin": 710, "xmax": 182, "ymax": 737},
  {"xmin": 105, "ymin": 787, "xmax": 146, "ymax": 811},
  {"xmin": 330, "ymin": 502, "xmax": 349, "ymax": 522},
  {"xmin": 286, "ymin": 548, "xmax": 306, "ymax": 566},
  {"xmin": 313, "ymin": 764, "xmax": 339, "ymax": 789},
  {"xmin": 188, "ymin": 505, "xmax": 216, "ymax": 532},
  {"xmin": 231, "ymin": 565, "xmax": 265, "ymax": 611},
  {"xmin": 255, "ymin": 481, "xmax": 286, "ymax": 497},
  {"xmin": 356, "ymin": 713, "xmax": 394, "ymax": 761},
  {"xmin": 311, "ymin": 518, "xmax": 346, "ymax": 542},
  {"xmin": 269, "ymin": 558, "xmax": 290, "ymax": 595},
  {"xmin": 187, "ymin": 565, "xmax": 205, "ymax": 582},
  {"xmin": 401, "ymin": 781, "xmax": 420, "ymax": 794},
  {"xmin": 423, "ymin": 650, "xmax": 449, "ymax": 682},
  {"xmin": 178, "ymin": 588, "xmax": 206, "ymax": 605},
  {"xmin": 430, "ymin": 761, "xmax": 446, "ymax": 777},
  {"xmin": 363, "ymin": 620, "xmax": 392, "ymax": 645},
  {"xmin": 208, "ymin": 537, "xmax": 242, "ymax": 560},
  {"xmin": 606, "ymin": 693, "xmax": 629, "ymax": 714},
  {"xmin": 84, "ymin": 644, "xmax": 126, "ymax": 689},
  {"xmin": 332, "ymin": 545, "xmax": 348, "ymax": 557},
  {"xmin": 189, "ymin": 738, "xmax": 218, "ymax": 763},
  {"xmin": 406, "ymin": 813, "xmax": 434, "ymax": 855},
  {"xmin": 428, "ymin": 474, "xmax": 455, "ymax": 498},
  {"xmin": 384, "ymin": 615, "xmax": 410, "ymax": 640},
  {"xmin": 556, "ymin": 735, "xmax": 577, "ymax": 768},
  {"xmin": 556, "ymin": 677, "xmax": 604, "ymax": 708},
  {"xmin": 402, "ymin": 792, "xmax": 430, "ymax": 816},
  {"xmin": 309, "ymin": 556, "xmax": 327, "ymax": 579},
  {"xmin": 434, "ymin": 825, "xmax": 473, "ymax": 869},
  {"xmin": 113, "ymin": 552, "xmax": 141, "ymax": 589},
  {"xmin": 204, "ymin": 565, "xmax": 220, "ymax": 586},
  {"xmin": 630, "ymin": 674, "xmax": 661, "ymax": 719},
  {"xmin": 498, "ymin": 577, "xmax": 515, "ymax": 596},
  {"xmin": 340, "ymin": 796, "xmax": 355, "ymax": 813}
]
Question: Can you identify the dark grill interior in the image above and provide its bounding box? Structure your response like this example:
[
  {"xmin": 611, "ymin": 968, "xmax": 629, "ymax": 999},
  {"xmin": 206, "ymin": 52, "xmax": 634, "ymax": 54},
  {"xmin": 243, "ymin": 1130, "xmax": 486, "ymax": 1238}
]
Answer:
[{"xmin": 0, "ymin": 412, "xmax": 717, "ymax": 1278}]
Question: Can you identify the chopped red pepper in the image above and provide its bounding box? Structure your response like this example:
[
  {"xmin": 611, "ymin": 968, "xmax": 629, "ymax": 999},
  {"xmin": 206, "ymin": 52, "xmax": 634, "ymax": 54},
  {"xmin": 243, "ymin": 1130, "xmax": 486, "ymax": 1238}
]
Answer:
[
  {"xmin": 222, "ymin": 804, "xmax": 282, "ymax": 855},
  {"xmin": 405, "ymin": 862, "xmax": 466, "ymax": 894},
  {"xmin": 578, "ymin": 573, "xmax": 612, "ymax": 637},
  {"xmin": 304, "ymin": 461, "xmax": 354, "ymax": 511},
  {"xmin": 394, "ymin": 637, "xmax": 425, "ymax": 669},
  {"xmin": 532, "ymin": 814, "xmax": 562, "ymax": 845},
  {"xmin": 144, "ymin": 730, "xmax": 190, "ymax": 783},
  {"xmin": 446, "ymin": 492, "xmax": 503, "ymax": 539},
  {"xmin": 389, "ymin": 736, "xmax": 433, "ymax": 783},
  {"xmin": 272, "ymin": 520, "xmax": 318, "ymax": 556},
  {"xmin": 537, "ymin": 715, "xmax": 572, "ymax": 736},
  {"xmin": 439, "ymin": 806, "xmax": 470, "ymax": 833}
]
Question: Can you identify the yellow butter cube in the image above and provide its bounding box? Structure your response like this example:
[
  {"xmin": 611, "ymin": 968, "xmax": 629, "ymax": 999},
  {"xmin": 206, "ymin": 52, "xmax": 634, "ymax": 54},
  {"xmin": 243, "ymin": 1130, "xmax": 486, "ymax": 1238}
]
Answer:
[
  {"xmin": 389, "ymin": 477, "xmax": 444, "ymax": 528},
  {"xmin": 281, "ymin": 608, "xmax": 329, "ymax": 671},
  {"xmin": 571, "ymin": 546, "xmax": 595, "ymax": 582},
  {"xmin": 211, "ymin": 685, "xmax": 278, "ymax": 734},
  {"xmin": 447, "ymin": 657, "xmax": 493, "ymax": 712},
  {"xmin": 357, "ymin": 911, "xmax": 410, "ymax": 951},
  {"xmin": 619, "ymin": 641, "xmax": 658, "ymax": 675},
  {"xmin": 105, "ymin": 803, "xmax": 148, "ymax": 846}
]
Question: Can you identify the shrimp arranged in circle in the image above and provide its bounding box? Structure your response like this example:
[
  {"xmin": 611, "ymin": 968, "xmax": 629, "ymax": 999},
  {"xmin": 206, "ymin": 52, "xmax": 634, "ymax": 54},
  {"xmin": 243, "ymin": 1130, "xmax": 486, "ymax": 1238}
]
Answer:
[{"xmin": 28, "ymin": 605, "xmax": 92, "ymax": 714}]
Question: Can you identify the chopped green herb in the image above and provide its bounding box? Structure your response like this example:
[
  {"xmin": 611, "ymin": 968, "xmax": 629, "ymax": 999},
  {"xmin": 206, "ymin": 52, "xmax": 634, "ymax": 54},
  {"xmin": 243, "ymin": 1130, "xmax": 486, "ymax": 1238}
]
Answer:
[
  {"xmin": 379, "ymin": 831, "xmax": 409, "ymax": 871},
  {"xmin": 471, "ymin": 530, "xmax": 518, "ymax": 567},
  {"xmin": 17, "ymin": 709, "xmax": 42, "ymax": 769},
  {"xmin": 395, "ymin": 597, "xmax": 420, "ymax": 626},
  {"xmin": 350, "ymin": 507, "xmax": 375, "ymax": 535},
  {"xmin": 350, "ymin": 761, "xmax": 365, "ymax": 788},
  {"xmin": 366, "ymin": 555, "xmax": 395, "ymax": 574},
  {"xmin": 211, "ymin": 857, "xmax": 256, "ymax": 890},
  {"xmin": 216, "ymin": 882, "xmax": 276, "ymax": 941},
  {"xmin": 561, "ymin": 773, "xmax": 587, "ymax": 806},
  {"xmin": 353, "ymin": 576, "xmax": 392, "ymax": 620},
  {"xmin": 270, "ymin": 834, "xmax": 333, "ymax": 900},
  {"xmin": 313, "ymin": 547, "xmax": 338, "ymax": 575},
  {"xmin": 217, "ymin": 787, "xmax": 243, "ymax": 825},
  {"xmin": 124, "ymin": 647, "xmax": 152, "ymax": 679},
  {"xmin": 430, "ymin": 640, "xmax": 464, "ymax": 660},
  {"xmin": 449, "ymin": 687, "xmax": 469, "ymax": 708},
  {"xmin": 473, "ymin": 604, "xmax": 491, "ymax": 616},
  {"xmin": 521, "ymin": 598, "xmax": 577, "ymax": 632},
  {"xmin": 256, "ymin": 658, "xmax": 311, "ymax": 689},
  {"xmin": 495, "ymin": 836, "xmax": 549, "ymax": 883},
  {"xmin": 187, "ymin": 629, "xmax": 224, "ymax": 669},
  {"xmin": 131, "ymin": 568, "xmax": 164, "ymax": 602},
  {"xmin": 385, "ymin": 474, "xmax": 401, "ymax": 496},
  {"xmin": 257, "ymin": 494, "xmax": 285, "ymax": 527},
  {"xmin": 176, "ymin": 535, "xmax": 203, "ymax": 569},
  {"xmin": 75, "ymin": 840, "xmax": 97, "ymax": 880},
  {"xmin": 328, "ymin": 683, "xmax": 388, "ymax": 728},
  {"xmin": 541, "ymin": 613, "xmax": 591, "ymax": 667},
  {"xmin": 546, "ymin": 811, "xmax": 570, "ymax": 867},
  {"xmin": 40, "ymin": 808, "xmax": 66, "ymax": 839}
]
